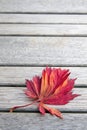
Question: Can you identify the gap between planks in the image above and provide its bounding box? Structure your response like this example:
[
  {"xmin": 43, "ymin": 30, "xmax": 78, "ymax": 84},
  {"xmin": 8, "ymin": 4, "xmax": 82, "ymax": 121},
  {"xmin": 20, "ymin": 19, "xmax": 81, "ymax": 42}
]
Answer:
[
  {"xmin": 1, "ymin": 35, "xmax": 87, "ymax": 37},
  {"xmin": 1, "ymin": 12, "xmax": 87, "ymax": 14},
  {"xmin": 0, "ymin": 65, "xmax": 87, "ymax": 67},
  {"xmin": 0, "ymin": 108, "xmax": 87, "ymax": 113}
]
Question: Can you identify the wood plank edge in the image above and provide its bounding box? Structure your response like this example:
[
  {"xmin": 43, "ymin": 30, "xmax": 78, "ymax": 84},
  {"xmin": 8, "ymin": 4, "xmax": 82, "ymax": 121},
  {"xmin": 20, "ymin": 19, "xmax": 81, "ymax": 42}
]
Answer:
[{"xmin": 0, "ymin": 109, "xmax": 87, "ymax": 113}]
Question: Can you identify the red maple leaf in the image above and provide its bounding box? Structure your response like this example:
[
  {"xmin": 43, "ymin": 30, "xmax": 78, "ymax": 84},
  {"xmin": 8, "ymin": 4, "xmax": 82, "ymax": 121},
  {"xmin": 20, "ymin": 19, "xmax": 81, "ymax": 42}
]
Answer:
[{"xmin": 10, "ymin": 67, "xmax": 80, "ymax": 119}]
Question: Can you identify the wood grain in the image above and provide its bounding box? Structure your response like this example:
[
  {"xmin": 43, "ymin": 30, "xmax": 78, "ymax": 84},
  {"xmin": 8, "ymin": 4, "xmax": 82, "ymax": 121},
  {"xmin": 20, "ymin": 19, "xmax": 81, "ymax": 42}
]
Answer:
[
  {"xmin": 0, "ymin": 67, "xmax": 87, "ymax": 86},
  {"xmin": 1, "ymin": 24, "xmax": 87, "ymax": 35},
  {"xmin": 0, "ymin": 37, "xmax": 87, "ymax": 65},
  {"xmin": 0, "ymin": 113, "xmax": 87, "ymax": 130},
  {"xmin": 0, "ymin": 87, "xmax": 86, "ymax": 111},
  {"xmin": 0, "ymin": 0, "xmax": 87, "ymax": 13},
  {"xmin": 1, "ymin": 14, "xmax": 87, "ymax": 24},
  {"xmin": 0, "ymin": 0, "xmax": 87, "ymax": 129}
]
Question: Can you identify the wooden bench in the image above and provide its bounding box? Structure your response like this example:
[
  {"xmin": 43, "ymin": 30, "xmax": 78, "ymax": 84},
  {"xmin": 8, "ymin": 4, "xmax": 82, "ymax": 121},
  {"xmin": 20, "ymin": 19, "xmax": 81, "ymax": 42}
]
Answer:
[{"xmin": 0, "ymin": 0, "xmax": 87, "ymax": 129}]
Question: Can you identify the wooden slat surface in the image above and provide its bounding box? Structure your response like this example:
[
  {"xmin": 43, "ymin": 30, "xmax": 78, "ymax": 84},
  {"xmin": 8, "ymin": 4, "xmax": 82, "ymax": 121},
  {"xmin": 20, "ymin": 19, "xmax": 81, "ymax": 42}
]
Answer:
[
  {"xmin": 0, "ymin": 87, "xmax": 86, "ymax": 112},
  {"xmin": 0, "ymin": 37, "xmax": 87, "ymax": 65},
  {"xmin": 0, "ymin": 0, "xmax": 86, "ymax": 129},
  {"xmin": 1, "ymin": 24, "xmax": 87, "ymax": 36},
  {"xmin": 0, "ymin": 0, "xmax": 87, "ymax": 13},
  {"xmin": 0, "ymin": 67, "xmax": 87, "ymax": 86},
  {"xmin": 0, "ymin": 113, "xmax": 87, "ymax": 130},
  {"xmin": 1, "ymin": 14, "xmax": 87, "ymax": 24}
]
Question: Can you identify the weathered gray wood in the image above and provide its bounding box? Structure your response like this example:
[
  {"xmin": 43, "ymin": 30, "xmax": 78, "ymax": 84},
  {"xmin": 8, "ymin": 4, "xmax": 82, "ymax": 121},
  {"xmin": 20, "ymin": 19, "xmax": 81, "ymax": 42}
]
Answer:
[
  {"xmin": 1, "ymin": 14, "xmax": 87, "ymax": 24},
  {"xmin": 0, "ymin": 67, "xmax": 87, "ymax": 86},
  {"xmin": 0, "ymin": 37, "xmax": 87, "ymax": 65},
  {"xmin": 0, "ymin": 87, "xmax": 86, "ymax": 111},
  {"xmin": 0, "ymin": 1, "xmax": 87, "ymax": 129},
  {"xmin": 0, "ymin": 0, "xmax": 87, "ymax": 13},
  {"xmin": 1, "ymin": 24, "xmax": 87, "ymax": 35},
  {"xmin": 0, "ymin": 113, "xmax": 87, "ymax": 130}
]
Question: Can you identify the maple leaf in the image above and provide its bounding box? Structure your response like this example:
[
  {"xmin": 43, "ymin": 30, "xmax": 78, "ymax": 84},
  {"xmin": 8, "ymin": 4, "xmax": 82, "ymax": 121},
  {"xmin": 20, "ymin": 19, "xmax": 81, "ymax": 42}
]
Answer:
[{"xmin": 10, "ymin": 67, "xmax": 80, "ymax": 119}]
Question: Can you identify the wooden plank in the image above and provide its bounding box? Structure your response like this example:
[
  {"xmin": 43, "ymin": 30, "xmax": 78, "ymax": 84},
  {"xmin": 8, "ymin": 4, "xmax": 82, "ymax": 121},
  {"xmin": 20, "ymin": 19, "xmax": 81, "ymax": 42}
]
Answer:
[
  {"xmin": 0, "ymin": 113, "xmax": 87, "ymax": 130},
  {"xmin": 1, "ymin": 14, "xmax": 87, "ymax": 24},
  {"xmin": 0, "ymin": 0, "xmax": 87, "ymax": 13},
  {"xmin": 0, "ymin": 87, "xmax": 86, "ymax": 111},
  {"xmin": 0, "ymin": 67, "xmax": 87, "ymax": 86},
  {"xmin": 0, "ymin": 37, "xmax": 87, "ymax": 65},
  {"xmin": 1, "ymin": 24, "xmax": 87, "ymax": 35}
]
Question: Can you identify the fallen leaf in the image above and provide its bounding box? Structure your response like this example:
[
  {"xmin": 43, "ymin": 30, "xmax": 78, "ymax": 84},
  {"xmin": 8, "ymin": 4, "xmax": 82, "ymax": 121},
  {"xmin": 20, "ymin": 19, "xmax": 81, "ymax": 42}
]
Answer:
[{"xmin": 10, "ymin": 67, "xmax": 80, "ymax": 119}]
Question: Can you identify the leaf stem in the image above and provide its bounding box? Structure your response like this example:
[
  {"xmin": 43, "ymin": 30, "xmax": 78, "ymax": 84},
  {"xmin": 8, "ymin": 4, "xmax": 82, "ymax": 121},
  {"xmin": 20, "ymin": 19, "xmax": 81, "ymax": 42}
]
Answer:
[{"xmin": 10, "ymin": 99, "xmax": 39, "ymax": 112}]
